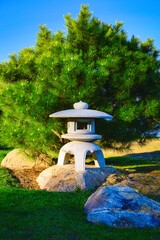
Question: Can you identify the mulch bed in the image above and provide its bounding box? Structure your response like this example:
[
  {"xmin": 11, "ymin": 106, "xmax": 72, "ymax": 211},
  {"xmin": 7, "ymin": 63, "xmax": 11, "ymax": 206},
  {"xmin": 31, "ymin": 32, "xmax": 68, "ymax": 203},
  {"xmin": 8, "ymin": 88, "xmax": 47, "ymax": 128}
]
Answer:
[
  {"xmin": 11, "ymin": 169, "xmax": 45, "ymax": 190},
  {"xmin": 10, "ymin": 150, "xmax": 160, "ymax": 193}
]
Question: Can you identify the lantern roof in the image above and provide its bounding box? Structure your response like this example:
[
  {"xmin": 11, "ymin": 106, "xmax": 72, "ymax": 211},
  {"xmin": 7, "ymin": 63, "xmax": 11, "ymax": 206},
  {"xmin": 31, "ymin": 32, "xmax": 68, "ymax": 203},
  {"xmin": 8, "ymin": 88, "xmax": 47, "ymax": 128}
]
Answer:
[{"xmin": 49, "ymin": 101, "xmax": 113, "ymax": 119}]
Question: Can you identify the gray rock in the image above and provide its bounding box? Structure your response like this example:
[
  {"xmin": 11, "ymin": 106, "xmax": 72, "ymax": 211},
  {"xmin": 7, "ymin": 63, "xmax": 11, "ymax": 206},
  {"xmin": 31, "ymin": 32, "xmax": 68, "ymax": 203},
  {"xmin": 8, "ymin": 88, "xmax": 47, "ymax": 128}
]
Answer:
[
  {"xmin": 1, "ymin": 149, "xmax": 52, "ymax": 170},
  {"xmin": 84, "ymin": 186, "xmax": 160, "ymax": 228},
  {"xmin": 37, "ymin": 164, "xmax": 118, "ymax": 192}
]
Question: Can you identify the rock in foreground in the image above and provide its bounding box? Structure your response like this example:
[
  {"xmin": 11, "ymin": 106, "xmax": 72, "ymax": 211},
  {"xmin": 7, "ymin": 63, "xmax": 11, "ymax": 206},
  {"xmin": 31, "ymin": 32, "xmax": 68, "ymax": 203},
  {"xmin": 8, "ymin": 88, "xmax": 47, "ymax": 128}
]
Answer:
[
  {"xmin": 37, "ymin": 164, "xmax": 118, "ymax": 192},
  {"xmin": 84, "ymin": 186, "xmax": 160, "ymax": 228}
]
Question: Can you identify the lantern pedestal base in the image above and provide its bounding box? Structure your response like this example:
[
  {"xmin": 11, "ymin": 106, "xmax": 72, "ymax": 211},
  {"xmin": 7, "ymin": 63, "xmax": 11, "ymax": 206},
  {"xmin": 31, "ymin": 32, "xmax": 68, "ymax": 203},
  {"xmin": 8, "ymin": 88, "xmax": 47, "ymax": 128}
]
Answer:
[{"xmin": 57, "ymin": 141, "xmax": 105, "ymax": 171}]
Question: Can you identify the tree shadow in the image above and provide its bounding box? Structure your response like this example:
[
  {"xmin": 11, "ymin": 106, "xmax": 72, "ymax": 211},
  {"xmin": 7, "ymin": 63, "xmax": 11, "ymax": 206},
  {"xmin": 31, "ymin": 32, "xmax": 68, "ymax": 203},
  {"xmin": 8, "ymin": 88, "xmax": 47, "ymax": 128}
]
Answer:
[
  {"xmin": 124, "ymin": 151, "xmax": 160, "ymax": 160},
  {"xmin": 105, "ymin": 151, "xmax": 160, "ymax": 174}
]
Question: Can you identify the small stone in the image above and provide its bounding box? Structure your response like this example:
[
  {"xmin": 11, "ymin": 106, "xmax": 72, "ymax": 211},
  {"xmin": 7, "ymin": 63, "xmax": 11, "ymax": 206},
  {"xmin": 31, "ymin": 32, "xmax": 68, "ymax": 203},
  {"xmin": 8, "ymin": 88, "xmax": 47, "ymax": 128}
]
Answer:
[{"xmin": 102, "ymin": 173, "xmax": 128, "ymax": 186}]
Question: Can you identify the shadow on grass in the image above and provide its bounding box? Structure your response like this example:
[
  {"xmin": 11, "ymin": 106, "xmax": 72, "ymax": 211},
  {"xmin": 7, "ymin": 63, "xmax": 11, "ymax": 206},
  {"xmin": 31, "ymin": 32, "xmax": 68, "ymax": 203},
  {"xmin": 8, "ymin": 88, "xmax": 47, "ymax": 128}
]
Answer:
[
  {"xmin": 105, "ymin": 152, "xmax": 160, "ymax": 174},
  {"xmin": 124, "ymin": 151, "xmax": 160, "ymax": 160}
]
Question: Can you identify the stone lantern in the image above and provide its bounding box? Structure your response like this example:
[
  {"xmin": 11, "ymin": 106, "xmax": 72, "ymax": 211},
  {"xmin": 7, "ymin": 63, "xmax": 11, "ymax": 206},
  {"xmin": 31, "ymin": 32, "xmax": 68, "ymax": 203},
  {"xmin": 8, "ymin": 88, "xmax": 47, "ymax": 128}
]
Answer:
[{"xmin": 50, "ymin": 101, "xmax": 113, "ymax": 171}]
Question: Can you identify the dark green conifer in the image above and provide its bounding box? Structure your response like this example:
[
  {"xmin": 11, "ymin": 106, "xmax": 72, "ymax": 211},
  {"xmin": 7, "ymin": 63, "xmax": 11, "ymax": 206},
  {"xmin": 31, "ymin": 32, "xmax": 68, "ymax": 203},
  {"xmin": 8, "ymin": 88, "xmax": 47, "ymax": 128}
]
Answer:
[{"xmin": 0, "ymin": 5, "xmax": 159, "ymax": 155}]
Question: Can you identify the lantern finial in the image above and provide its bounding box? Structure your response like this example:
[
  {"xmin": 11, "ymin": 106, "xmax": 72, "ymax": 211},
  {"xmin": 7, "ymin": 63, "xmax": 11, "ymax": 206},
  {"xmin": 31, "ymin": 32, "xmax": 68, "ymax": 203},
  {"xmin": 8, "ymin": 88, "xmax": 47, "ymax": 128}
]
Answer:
[{"xmin": 73, "ymin": 101, "xmax": 89, "ymax": 109}]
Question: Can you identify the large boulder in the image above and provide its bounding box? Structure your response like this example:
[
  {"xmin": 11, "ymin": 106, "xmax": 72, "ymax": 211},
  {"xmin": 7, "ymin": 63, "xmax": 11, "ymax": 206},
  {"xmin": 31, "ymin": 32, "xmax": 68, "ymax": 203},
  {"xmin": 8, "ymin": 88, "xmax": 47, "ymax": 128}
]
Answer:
[
  {"xmin": 84, "ymin": 186, "xmax": 160, "ymax": 228},
  {"xmin": 1, "ymin": 149, "xmax": 52, "ymax": 170},
  {"xmin": 37, "ymin": 164, "xmax": 118, "ymax": 192}
]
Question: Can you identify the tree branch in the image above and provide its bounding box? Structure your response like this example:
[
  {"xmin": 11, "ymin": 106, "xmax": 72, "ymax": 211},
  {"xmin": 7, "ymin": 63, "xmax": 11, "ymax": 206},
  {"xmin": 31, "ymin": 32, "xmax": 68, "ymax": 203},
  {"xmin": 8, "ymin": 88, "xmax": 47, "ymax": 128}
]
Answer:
[{"xmin": 51, "ymin": 129, "xmax": 63, "ymax": 143}]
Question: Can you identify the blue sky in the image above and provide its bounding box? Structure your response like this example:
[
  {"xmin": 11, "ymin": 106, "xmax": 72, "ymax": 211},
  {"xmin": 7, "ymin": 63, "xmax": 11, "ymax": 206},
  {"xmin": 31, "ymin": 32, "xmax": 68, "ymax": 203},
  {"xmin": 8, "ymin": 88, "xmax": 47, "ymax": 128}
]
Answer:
[{"xmin": 0, "ymin": 0, "xmax": 160, "ymax": 62}]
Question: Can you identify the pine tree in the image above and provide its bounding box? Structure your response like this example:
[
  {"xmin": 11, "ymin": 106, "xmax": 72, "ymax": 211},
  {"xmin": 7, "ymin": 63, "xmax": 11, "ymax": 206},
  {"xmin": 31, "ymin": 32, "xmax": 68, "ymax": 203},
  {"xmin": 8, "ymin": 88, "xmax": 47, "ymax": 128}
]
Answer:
[{"xmin": 0, "ymin": 5, "xmax": 160, "ymax": 156}]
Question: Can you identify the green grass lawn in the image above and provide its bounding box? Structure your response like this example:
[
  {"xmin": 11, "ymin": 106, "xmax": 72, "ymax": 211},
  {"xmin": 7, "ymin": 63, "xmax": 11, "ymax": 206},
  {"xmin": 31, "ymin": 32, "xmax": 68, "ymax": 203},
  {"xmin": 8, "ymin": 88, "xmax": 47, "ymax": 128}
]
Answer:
[{"xmin": 0, "ymin": 150, "xmax": 160, "ymax": 240}]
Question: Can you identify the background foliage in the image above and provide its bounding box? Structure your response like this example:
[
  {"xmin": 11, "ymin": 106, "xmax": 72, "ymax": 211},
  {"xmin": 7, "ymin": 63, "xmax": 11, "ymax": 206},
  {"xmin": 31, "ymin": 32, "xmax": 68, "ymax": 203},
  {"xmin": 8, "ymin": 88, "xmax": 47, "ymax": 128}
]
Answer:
[{"xmin": 0, "ymin": 5, "xmax": 160, "ymax": 156}]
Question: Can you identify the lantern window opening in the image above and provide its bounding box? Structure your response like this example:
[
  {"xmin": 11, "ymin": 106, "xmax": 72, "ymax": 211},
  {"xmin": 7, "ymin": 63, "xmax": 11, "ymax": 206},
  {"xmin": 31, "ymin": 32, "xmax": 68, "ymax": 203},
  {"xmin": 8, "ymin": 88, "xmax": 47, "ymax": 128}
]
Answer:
[{"xmin": 77, "ymin": 121, "xmax": 90, "ymax": 130}]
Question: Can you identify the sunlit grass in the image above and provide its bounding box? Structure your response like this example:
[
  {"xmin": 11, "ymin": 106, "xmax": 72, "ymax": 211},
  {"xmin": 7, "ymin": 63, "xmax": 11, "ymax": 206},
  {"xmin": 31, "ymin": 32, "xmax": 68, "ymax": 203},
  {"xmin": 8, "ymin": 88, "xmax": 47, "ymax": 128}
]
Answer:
[
  {"xmin": 0, "ymin": 146, "xmax": 160, "ymax": 239},
  {"xmin": 103, "ymin": 139, "xmax": 160, "ymax": 158}
]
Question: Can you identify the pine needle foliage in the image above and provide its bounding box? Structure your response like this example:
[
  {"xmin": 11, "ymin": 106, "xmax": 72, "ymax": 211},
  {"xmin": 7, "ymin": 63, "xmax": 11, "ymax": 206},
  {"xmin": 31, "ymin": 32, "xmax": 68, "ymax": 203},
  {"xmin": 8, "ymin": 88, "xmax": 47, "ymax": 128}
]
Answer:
[{"xmin": 0, "ymin": 5, "xmax": 160, "ymax": 156}]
